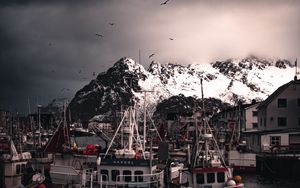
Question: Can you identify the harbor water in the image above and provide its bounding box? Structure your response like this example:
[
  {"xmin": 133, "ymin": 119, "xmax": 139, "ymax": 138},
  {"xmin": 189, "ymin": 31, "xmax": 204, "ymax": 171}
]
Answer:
[{"xmin": 238, "ymin": 173, "xmax": 300, "ymax": 188}]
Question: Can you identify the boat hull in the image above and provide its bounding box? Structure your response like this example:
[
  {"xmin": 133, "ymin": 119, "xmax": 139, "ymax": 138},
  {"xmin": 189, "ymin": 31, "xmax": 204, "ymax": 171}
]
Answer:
[{"xmin": 228, "ymin": 150, "xmax": 256, "ymax": 173}]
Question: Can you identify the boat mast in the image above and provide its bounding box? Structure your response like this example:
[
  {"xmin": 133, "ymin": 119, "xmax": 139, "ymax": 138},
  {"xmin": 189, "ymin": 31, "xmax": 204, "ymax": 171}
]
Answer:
[
  {"xmin": 141, "ymin": 90, "xmax": 154, "ymax": 152},
  {"xmin": 201, "ymin": 78, "xmax": 209, "ymax": 163},
  {"xmin": 143, "ymin": 91, "xmax": 146, "ymax": 151},
  {"xmin": 128, "ymin": 77, "xmax": 134, "ymax": 152},
  {"xmin": 128, "ymin": 105, "xmax": 133, "ymax": 151},
  {"xmin": 17, "ymin": 112, "xmax": 22, "ymax": 155},
  {"xmin": 28, "ymin": 98, "xmax": 35, "ymax": 148},
  {"xmin": 237, "ymin": 100, "xmax": 241, "ymax": 143},
  {"xmin": 37, "ymin": 104, "xmax": 42, "ymax": 148}
]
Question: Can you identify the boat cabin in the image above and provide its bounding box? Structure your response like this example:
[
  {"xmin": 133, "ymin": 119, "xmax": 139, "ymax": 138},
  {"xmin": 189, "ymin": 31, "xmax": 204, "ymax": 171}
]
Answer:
[
  {"xmin": 191, "ymin": 167, "xmax": 230, "ymax": 188},
  {"xmin": 98, "ymin": 157, "xmax": 163, "ymax": 187}
]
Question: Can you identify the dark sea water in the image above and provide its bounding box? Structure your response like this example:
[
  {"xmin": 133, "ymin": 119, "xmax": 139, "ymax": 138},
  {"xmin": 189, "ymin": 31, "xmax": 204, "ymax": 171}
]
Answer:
[{"xmin": 240, "ymin": 173, "xmax": 300, "ymax": 188}]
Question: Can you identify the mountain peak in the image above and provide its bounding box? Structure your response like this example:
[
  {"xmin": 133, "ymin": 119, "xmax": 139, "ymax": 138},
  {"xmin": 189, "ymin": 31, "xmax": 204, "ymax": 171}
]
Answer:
[
  {"xmin": 148, "ymin": 61, "xmax": 161, "ymax": 75},
  {"xmin": 112, "ymin": 57, "xmax": 146, "ymax": 74},
  {"xmin": 69, "ymin": 56, "xmax": 295, "ymax": 122}
]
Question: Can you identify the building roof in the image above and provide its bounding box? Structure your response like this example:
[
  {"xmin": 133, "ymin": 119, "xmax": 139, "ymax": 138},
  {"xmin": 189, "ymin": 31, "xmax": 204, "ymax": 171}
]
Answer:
[
  {"xmin": 217, "ymin": 101, "xmax": 259, "ymax": 114},
  {"xmin": 258, "ymin": 78, "xmax": 300, "ymax": 109},
  {"xmin": 244, "ymin": 102, "xmax": 260, "ymax": 110},
  {"xmin": 243, "ymin": 128, "xmax": 300, "ymax": 135}
]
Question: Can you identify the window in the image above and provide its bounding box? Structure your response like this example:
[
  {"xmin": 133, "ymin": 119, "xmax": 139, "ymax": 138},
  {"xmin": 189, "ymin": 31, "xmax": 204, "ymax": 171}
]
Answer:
[
  {"xmin": 264, "ymin": 118, "xmax": 266, "ymax": 127},
  {"xmin": 100, "ymin": 170, "xmax": 109, "ymax": 181},
  {"xmin": 207, "ymin": 173, "xmax": 215, "ymax": 183},
  {"xmin": 134, "ymin": 171, "xmax": 143, "ymax": 182},
  {"xmin": 278, "ymin": 117, "xmax": 287, "ymax": 127},
  {"xmin": 111, "ymin": 170, "xmax": 120, "ymax": 182},
  {"xmin": 260, "ymin": 118, "xmax": 263, "ymax": 127},
  {"xmin": 123, "ymin": 170, "xmax": 131, "ymax": 182},
  {"xmin": 297, "ymin": 99, "xmax": 300, "ymax": 107},
  {"xmin": 217, "ymin": 172, "xmax": 225, "ymax": 183},
  {"xmin": 196, "ymin": 173, "xmax": 204, "ymax": 184},
  {"xmin": 16, "ymin": 164, "xmax": 21, "ymax": 174},
  {"xmin": 278, "ymin": 98, "xmax": 287, "ymax": 108},
  {"xmin": 252, "ymin": 111, "xmax": 258, "ymax": 117},
  {"xmin": 270, "ymin": 136, "xmax": 281, "ymax": 146},
  {"xmin": 252, "ymin": 123, "xmax": 258, "ymax": 129},
  {"xmin": 21, "ymin": 164, "xmax": 26, "ymax": 174}
]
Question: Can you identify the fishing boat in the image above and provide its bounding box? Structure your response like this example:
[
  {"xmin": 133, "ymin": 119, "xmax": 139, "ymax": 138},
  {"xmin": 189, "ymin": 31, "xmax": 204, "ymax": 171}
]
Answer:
[
  {"xmin": 96, "ymin": 105, "xmax": 180, "ymax": 187},
  {"xmin": 179, "ymin": 79, "xmax": 244, "ymax": 188},
  {"xmin": 225, "ymin": 102, "xmax": 257, "ymax": 173},
  {"xmin": 70, "ymin": 122, "xmax": 95, "ymax": 137},
  {"xmin": 227, "ymin": 148, "xmax": 256, "ymax": 173},
  {"xmin": 0, "ymin": 132, "xmax": 33, "ymax": 188},
  {"xmin": 48, "ymin": 106, "xmax": 183, "ymax": 187}
]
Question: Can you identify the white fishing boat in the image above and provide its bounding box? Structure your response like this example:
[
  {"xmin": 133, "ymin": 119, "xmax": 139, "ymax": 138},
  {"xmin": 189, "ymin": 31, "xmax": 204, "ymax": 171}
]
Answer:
[
  {"xmin": 0, "ymin": 133, "xmax": 33, "ymax": 188},
  {"xmin": 96, "ymin": 105, "xmax": 166, "ymax": 187},
  {"xmin": 48, "ymin": 96, "xmax": 183, "ymax": 187},
  {"xmin": 228, "ymin": 149, "xmax": 256, "ymax": 173},
  {"xmin": 180, "ymin": 79, "xmax": 244, "ymax": 188},
  {"xmin": 70, "ymin": 122, "xmax": 95, "ymax": 137}
]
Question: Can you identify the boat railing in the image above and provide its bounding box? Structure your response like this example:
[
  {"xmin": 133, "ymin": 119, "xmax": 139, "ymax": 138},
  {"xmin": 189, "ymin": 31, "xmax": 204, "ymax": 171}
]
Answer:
[
  {"xmin": 97, "ymin": 174, "xmax": 109, "ymax": 187},
  {"xmin": 114, "ymin": 171, "xmax": 164, "ymax": 187},
  {"xmin": 81, "ymin": 168, "xmax": 109, "ymax": 187},
  {"xmin": 50, "ymin": 164, "xmax": 82, "ymax": 185}
]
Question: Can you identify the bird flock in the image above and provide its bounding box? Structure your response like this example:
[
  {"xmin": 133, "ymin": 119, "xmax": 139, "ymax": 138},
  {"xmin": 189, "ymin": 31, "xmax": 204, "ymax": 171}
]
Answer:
[
  {"xmin": 52, "ymin": 0, "xmax": 174, "ymax": 94},
  {"xmin": 95, "ymin": 0, "xmax": 174, "ymax": 60}
]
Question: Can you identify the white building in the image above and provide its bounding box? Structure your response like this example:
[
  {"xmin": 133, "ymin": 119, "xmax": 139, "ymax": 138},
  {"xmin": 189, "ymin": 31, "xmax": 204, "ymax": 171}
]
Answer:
[{"xmin": 247, "ymin": 77, "xmax": 300, "ymax": 153}]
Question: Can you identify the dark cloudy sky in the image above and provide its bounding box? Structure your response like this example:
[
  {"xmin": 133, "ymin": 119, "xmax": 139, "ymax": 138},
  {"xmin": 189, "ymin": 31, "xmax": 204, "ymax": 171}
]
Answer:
[{"xmin": 0, "ymin": 0, "xmax": 299, "ymax": 114}]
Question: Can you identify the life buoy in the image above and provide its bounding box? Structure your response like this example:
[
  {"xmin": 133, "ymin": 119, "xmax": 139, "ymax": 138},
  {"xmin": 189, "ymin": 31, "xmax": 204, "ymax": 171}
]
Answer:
[{"xmin": 135, "ymin": 152, "xmax": 141, "ymax": 160}]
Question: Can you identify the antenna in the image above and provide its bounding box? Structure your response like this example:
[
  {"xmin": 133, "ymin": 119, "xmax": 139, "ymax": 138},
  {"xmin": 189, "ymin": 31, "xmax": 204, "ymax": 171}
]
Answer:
[
  {"xmin": 201, "ymin": 78, "xmax": 204, "ymax": 112},
  {"xmin": 139, "ymin": 49, "xmax": 141, "ymax": 64},
  {"xmin": 296, "ymin": 58, "xmax": 298, "ymax": 74},
  {"xmin": 295, "ymin": 58, "xmax": 298, "ymax": 81}
]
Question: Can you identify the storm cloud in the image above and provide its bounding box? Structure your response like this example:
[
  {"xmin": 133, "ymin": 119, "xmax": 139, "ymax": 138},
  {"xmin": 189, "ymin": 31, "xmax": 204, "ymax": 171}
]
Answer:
[{"xmin": 0, "ymin": 0, "xmax": 299, "ymax": 113}]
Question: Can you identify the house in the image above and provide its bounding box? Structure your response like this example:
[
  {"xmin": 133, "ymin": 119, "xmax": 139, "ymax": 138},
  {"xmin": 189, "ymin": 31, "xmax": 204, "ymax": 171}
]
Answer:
[
  {"xmin": 244, "ymin": 102, "xmax": 260, "ymax": 131},
  {"xmin": 212, "ymin": 101, "xmax": 259, "ymax": 136},
  {"xmin": 88, "ymin": 115, "xmax": 112, "ymax": 132},
  {"xmin": 247, "ymin": 77, "xmax": 300, "ymax": 153}
]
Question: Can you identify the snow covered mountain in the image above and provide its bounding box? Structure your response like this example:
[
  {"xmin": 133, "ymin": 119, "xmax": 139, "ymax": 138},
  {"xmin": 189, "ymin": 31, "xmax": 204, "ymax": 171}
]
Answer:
[{"xmin": 68, "ymin": 56, "xmax": 296, "ymax": 122}]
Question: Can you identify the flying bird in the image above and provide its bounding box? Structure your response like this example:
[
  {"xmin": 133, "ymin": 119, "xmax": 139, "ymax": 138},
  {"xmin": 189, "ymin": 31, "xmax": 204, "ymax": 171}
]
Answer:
[
  {"xmin": 149, "ymin": 53, "xmax": 155, "ymax": 58},
  {"xmin": 160, "ymin": 0, "xmax": 170, "ymax": 5},
  {"xmin": 95, "ymin": 33, "xmax": 103, "ymax": 37},
  {"xmin": 169, "ymin": 38, "xmax": 174, "ymax": 40},
  {"xmin": 109, "ymin": 23, "xmax": 115, "ymax": 26},
  {"xmin": 78, "ymin": 70, "xmax": 82, "ymax": 74}
]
